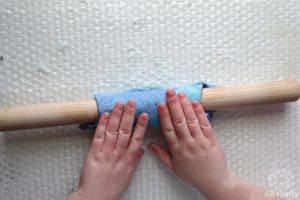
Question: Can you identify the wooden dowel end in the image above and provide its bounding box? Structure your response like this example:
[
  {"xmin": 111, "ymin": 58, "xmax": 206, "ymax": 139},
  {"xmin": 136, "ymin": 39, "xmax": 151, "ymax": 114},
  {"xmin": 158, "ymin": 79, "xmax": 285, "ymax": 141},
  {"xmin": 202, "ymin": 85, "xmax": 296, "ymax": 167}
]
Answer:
[
  {"xmin": 0, "ymin": 100, "xmax": 99, "ymax": 131},
  {"xmin": 202, "ymin": 80, "xmax": 300, "ymax": 111}
]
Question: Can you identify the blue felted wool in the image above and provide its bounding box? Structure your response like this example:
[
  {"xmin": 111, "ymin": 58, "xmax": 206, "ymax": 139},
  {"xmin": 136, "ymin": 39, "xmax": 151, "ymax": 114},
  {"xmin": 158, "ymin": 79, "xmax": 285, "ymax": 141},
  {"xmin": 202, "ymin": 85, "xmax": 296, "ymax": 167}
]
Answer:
[{"xmin": 80, "ymin": 82, "xmax": 213, "ymax": 129}]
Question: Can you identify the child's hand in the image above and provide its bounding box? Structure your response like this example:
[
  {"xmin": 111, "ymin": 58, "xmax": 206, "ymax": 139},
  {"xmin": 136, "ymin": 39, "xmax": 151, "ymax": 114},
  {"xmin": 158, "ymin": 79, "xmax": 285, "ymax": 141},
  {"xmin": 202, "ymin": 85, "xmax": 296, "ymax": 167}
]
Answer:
[
  {"xmin": 69, "ymin": 100, "xmax": 148, "ymax": 200},
  {"xmin": 149, "ymin": 89, "xmax": 280, "ymax": 200},
  {"xmin": 148, "ymin": 89, "xmax": 233, "ymax": 199}
]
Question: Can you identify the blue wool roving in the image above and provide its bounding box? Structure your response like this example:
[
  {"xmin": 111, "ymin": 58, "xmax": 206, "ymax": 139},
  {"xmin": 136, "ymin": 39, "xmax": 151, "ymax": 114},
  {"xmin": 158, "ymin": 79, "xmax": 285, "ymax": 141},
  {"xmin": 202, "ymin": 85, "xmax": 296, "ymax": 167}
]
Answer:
[{"xmin": 80, "ymin": 82, "xmax": 212, "ymax": 129}]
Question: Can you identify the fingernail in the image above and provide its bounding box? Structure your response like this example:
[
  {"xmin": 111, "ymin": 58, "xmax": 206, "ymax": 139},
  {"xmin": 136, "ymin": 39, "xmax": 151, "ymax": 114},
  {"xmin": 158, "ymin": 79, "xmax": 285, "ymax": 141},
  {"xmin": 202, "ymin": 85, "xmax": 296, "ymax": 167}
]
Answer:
[
  {"xmin": 167, "ymin": 89, "xmax": 175, "ymax": 97},
  {"xmin": 158, "ymin": 103, "xmax": 166, "ymax": 110},
  {"xmin": 127, "ymin": 99, "xmax": 136, "ymax": 107},
  {"xmin": 102, "ymin": 112, "xmax": 110, "ymax": 119},
  {"xmin": 178, "ymin": 92, "xmax": 186, "ymax": 99},
  {"xmin": 141, "ymin": 112, "xmax": 148, "ymax": 120},
  {"xmin": 158, "ymin": 103, "xmax": 166, "ymax": 109},
  {"xmin": 115, "ymin": 102, "xmax": 123, "ymax": 109},
  {"xmin": 192, "ymin": 101, "xmax": 199, "ymax": 108}
]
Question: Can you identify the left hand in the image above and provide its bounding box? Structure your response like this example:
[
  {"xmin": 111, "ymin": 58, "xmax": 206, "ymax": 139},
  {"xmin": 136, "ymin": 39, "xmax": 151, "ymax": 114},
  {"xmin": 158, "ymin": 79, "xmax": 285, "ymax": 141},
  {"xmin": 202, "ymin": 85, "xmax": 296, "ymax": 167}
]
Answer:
[{"xmin": 69, "ymin": 100, "xmax": 148, "ymax": 200}]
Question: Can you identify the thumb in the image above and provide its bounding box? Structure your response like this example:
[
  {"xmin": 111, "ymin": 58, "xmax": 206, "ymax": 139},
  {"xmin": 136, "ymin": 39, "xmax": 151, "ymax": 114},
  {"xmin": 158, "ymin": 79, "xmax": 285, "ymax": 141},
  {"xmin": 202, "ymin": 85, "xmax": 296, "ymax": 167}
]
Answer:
[
  {"xmin": 130, "ymin": 149, "xmax": 145, "ymax": 173},
  {"xmin": 132, "ymin": 149, "xmax": 145, "ymax": 166},
  {"xmin": 148, "ymin": 143, "xmax": 172, "ymax": 170}
]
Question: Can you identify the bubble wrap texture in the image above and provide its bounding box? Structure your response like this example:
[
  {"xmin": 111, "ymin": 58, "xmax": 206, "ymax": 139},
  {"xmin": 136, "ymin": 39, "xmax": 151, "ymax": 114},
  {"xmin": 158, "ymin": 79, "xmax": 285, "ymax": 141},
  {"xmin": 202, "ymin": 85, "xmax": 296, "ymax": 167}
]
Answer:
[{"xmin": 0, "ymin": 0, "xmax": 299, "ymax": 199}]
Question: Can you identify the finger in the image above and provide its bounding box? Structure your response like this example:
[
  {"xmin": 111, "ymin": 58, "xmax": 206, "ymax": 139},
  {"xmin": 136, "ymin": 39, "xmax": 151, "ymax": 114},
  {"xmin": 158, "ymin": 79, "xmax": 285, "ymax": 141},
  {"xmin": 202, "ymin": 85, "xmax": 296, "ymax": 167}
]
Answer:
[
  {"xmin": 116, "ymin": 100, "xmax": 136, "ymax": 151},
  {"xmin": 128, "ymin": 113, "xmax": 148, "ymax": 155},
  {"xmin": 178, "ymin": 92, "xmax": 204, "ymax": 139},
  {"xmin": 158, "ymin": 103, "xmax": 179, "ymax": 149},
  {"xmin": 166, "ymin": 89, "xmax": 190, "ymax": 139},
  {"xmin": 91, "ymin": 112, "xmax": 109, "ymax": 152},
  {"xmin": 103, "ymin": 102, "xmax": 124, "ymax": 152},
  {"xmin": 148, "ymin": 143, "xmax": 172, "ymax": 170},
  {"xmin": 192, "ymin": 101, "xmax": 217, "ymax": 143}
]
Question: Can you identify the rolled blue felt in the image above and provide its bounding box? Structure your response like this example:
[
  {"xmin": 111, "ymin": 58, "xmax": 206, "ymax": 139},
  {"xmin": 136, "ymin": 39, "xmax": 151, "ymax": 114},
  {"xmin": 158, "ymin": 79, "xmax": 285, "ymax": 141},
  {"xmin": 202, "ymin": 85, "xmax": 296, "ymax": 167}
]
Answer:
[
  {"xmin": 94, "ymin": 82, "xmax": 208, "ymax": 126},
  {"xmin": 79, "ymin": 82, "xmax": 213, "ymax": 129}
]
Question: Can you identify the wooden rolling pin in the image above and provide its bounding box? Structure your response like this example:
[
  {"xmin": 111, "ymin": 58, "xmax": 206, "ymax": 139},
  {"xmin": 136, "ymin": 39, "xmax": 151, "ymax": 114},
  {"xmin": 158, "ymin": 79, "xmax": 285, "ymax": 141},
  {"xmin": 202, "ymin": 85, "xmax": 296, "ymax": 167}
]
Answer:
[{"xmin": 0, "ymin": 80, "xmax": 299, "ymax": 131}]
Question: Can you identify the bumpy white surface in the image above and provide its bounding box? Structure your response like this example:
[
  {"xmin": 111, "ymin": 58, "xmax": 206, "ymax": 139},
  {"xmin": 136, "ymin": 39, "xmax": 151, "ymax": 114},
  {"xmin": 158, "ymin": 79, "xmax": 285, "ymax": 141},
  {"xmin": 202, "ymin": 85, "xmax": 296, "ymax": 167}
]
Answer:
[{"xmin": 0, "ymin": 0, "xmax": 299, "ymax": 199}]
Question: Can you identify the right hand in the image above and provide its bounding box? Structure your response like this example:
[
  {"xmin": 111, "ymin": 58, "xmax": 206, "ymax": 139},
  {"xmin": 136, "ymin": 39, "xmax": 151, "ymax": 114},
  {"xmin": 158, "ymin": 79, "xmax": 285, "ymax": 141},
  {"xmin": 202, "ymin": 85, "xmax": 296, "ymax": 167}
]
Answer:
[{"xmin": 148, "ymin": 89, "xmax": 237, "ymax": 199}]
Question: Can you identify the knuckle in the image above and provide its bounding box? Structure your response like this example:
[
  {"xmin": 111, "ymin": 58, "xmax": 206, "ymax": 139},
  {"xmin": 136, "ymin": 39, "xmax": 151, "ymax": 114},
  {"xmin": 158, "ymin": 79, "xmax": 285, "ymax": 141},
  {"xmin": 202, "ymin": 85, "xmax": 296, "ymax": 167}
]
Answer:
[
  {"xmin": 115, "ymin": 161, "xmax": 128, "ymax": 173},
  {"xmin": 102, "ymin": 151, "xmax": 111, "ymax": 161},
  {"xmin": 163, "ymin": 127, "xmax": 174, "ymax": 135},
  {"xmin": 106, "ymin": 130, "xmax": 118, "ymax": 136},
  {"xmin": 186, "ymin": 118, "xmax": 198, "ymax": 126},
  {"xmin": 200, "ymin": 121, "xmax": 210, "ymax": 129},
  {"xmin": 172, "ymin": 144, "xmax": 181, "ymax": 152},
  {"xmin": 93, "ymin": 153, "xmax": 102, "ymax": 162},
  {"xmin": 134, "ymin": 135, "xmax": 143, "ymax": 142},
  {"xmin": 173, "ymin": 117, "xmax": 186, "ymax": 127},
  {"xmin": 199, "ymin": 140, "xmax": 209, "ymax": 149},
  {"xmin": 185, "ymin": 138, "xmax": 195, "ymax": 148},
  {"xmin": 113, "ymin": 150, "xmax": 123, "ymax": 160},
  {"xmin": 94, "ymin": 133, "xmax": 104, "ymax": 140},
  {"xmin": 119, "ymin": 128, "xmax": 130, "ymax": 135},
  {"xmin": 167, "ymin": 139, "xmax": 177, "ymax": 147}
]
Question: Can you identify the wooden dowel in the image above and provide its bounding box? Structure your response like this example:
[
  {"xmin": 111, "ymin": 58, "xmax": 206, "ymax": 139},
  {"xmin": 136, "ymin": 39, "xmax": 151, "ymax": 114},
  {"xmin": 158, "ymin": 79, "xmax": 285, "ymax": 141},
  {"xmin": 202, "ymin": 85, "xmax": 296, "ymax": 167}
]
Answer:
[
  {"xmin": 202, "ymin": 79, "xmax": 300, "ymax": 110},
  {"xmin": 0, "ymin": 100, "xmax": 99, "ymax": 131},
  {"xmin": 0, "ymin": 80, "xmax": 299, "ymax": 131}
]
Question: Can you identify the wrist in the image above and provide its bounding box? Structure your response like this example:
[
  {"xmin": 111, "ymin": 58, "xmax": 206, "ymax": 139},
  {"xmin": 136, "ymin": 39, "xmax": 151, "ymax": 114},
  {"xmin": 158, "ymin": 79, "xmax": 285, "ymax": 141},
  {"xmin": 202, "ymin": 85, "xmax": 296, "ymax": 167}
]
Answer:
[
  {"xmin": 68, "ymin": 187, "xmax": 119, "ymax": 200},
  {"xmin": 199, "ymin": 171, "xmax": 252, "ymax": 200}
]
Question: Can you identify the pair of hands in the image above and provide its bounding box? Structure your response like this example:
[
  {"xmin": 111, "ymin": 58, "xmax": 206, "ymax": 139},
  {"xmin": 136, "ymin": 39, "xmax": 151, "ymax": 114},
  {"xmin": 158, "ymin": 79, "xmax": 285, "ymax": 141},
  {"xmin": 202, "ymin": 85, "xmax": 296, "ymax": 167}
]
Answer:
[{"xmin": 69, "ymin": 89, "xmax": 275, "ymax": 200}]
